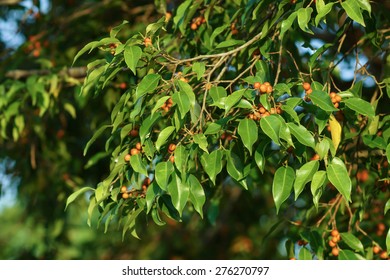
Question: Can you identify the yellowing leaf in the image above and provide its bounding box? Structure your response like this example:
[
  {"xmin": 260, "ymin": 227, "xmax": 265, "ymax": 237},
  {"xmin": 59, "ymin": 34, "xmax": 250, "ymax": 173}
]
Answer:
[{"xmin": 329, "ymin": 114, "xmax": 341, "ymax": 150}]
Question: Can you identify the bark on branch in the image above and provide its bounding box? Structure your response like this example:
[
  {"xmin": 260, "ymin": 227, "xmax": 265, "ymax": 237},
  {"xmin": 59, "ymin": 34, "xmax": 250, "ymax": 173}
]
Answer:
[{"xmin": 5, "ymin": 67, "xmax": 87, "ymax": 80}]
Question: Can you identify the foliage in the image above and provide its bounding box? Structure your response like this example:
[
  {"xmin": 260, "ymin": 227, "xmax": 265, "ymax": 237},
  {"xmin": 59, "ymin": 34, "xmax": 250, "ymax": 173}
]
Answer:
[{"xmin": 1, "ymin": 0, "xmax": 390, "ymax": 260}]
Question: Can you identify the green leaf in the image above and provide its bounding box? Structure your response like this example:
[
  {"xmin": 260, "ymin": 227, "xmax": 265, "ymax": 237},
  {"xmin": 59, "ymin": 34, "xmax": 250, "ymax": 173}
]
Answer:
[
  {"xmin": 294, "ymin": 160, "xmax": 319, "ymax": 200},
  {"xmin": 155, "ymin": 161, "xmax": 174, "ymax": 191},
  {"xmin": 226, "ymin": 150, "xmax": 244, "ymax": 182},
  {"xmin": 167, "ymin": 173, "xmax": 189, "ymax": 217},
  {"xmin": 209, "ymin": 86, "xmax": 227, "ymax": 105},
  {"xmin": 344, "ymin": 97, "xmax": 375, "ymax": 118},
  {"xmin": 188, "ymin": 174, "xmax": 206, "ymax": 218},
  {"xmin": 338, "ymin": 250, "xmax": 363, "ymax": 260},
  {"xmin": 280, "ymin": 12, "xmax": 297, "ymax": 38},
  {"xmin": 356, "ymin": 0, "xmax": 371, "ymax": 14},
  {"xmin": 151, "ymin": 96, "xmax": 171, "ymax": 115},
  {"xmin": 260, "ymin": 115, "xmax": 282, "ymax": 145},
  {"xmin": 129, "ymin": 154, "xmax": 148, "ymax": 176},
  {"xmin": 299, "ymin": 247, "xmax": 312, "ymax": 260},
  {"xmin": 135, "ymin": 73, "xmax": 161, "ymax": 100},
  {"xmin": 172, "ymin": 91, "xmax": 191, "ymax": 118},
  {"xmin": 216, "ymin": 39, "xmax": 245, "ymax": 49},
  {"xmin": 204, "ymin": 122, "xmax": 222, "ymax": 135},
  {"xmin": 64, "ymin": 102, "xmax": 76, "ymax": 119},
  {"xmin": 297, "ymin": 7, "xmax": 313, "ymax": 34},
  {"xmin": 200, "ymin": 150, "xmax": 223, "ymax": 185},
  {"xmin": 254, "ymin": 141, "xmax": 269, "ymax": 174},
  {"xmin": 155, "ymin": 126, "xmax": 175, "ymax": 152},
  {"xmin": 327, "ymin": 157, "xmax": 352, "ymax": 202},
  {"xmin": 146, "ymin": 182, "xmax": 163, "ymax": 213},
  {"xmin": 386, "ymin": 228, "xmax": 390, "ymax": 255},
  {"xmin": 83, "ymin": 124, "xmax": 111, "ymax": 156},
  {"xmin": 238, "ymin": 118, "xmax": 258, "ymax": 155},
  {"xmin": 110, "ymin": 20, "xmax": 128, "ymax": 38},
  {"xmin": 315, "ymin": 139, "xmax": 330, "ymax": 160},
  {"xmin": 340, "ymin": 232, "xmax": 364, "ymax": 253},
  {"xmin": 272, "ymin": 166, "xmax": 295, "ymax": 214},
  {"xmin": 139, "ymin": 113, "xmax": 160, "ymax": 144},
  {"xmin": 173, "ymin": 145, "xmax": 188, "ymax": 174},
  {"xmin": 287, "ymin": 123, "xmax": 316, "ymax": 149},
  {"xmin": 124, "ymin": 45, "xmax": 142, "ymax": 75},
  {"xmin": 192, "ymin": 62, "xmax": 206, "ymax": 80},
  {"xmin": 225, "ymin": 89, "xmax": 244, "ymax": 115},
  {"xmin": 311, "ymin": 170, "xmax": 326, "ymax": 210},
  {"xmin": 341, "ymin": 0, "xmax": 366, "ymax": 27},
  {"xmin": 193, "ymin": 133, "xmax": 208, "ymax": 153},
  {"xmin": 65, "ymin": 187, "xmax": 95, "ymax": 210},
  {"xmin": 315, "ymin": 0, "xmax": 334, "ymax": 26},
  {"xmin": 310, "ymin": 90, "xmax": 338, "ymax": 112},
  {"xmin": 176, "ymin": 80, "xmax": 196, "ymax": 107},
  {"xmin": 384, "ymin": 198, "xmax": 390, "ymax": 215}
]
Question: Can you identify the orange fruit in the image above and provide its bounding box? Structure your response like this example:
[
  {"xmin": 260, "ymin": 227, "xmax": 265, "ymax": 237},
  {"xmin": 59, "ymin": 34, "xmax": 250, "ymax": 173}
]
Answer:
[
  {"xmin": 331, "ymin": 247, "xmax": 339, "ymax": 257},
  {"xmin": 254, "ymin": 82, "xmax": 261, "ymax": 90},
  {"xmin": 331, "ymin": 229, "xmax": 339, "ymax": 237},
  {"xmin": 130, "ymin": 148, "xmax": 140, "ymax": 155},
  {"xmin": 124, "ymin": 154, "xmax": 131, "ymax": 162},
  {"xmin": 303, "ymin": 82, "xmax": 311, "ymax": 91}
]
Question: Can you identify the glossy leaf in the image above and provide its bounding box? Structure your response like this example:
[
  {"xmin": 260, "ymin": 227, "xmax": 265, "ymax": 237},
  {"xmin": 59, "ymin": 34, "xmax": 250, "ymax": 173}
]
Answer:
[
  {"xmin": 188, "ymin": 174, "xmax": 206, "ymax": 218},
  {"xmin": 83, "ymin": 125, "xmax": 111, "ymax": 156},
  {"xmin": 272, "ymin": 166, "xmax": 295, "ymax": 214},
  {"xmin": 173, "ymin": 145, "xmax": 188, "ymax": 174},
  {"xmin": 65, "ymin": 187, "xmax": 94, "ymax": 210},
  {"xmin": 193, "ymin": 133, "xmax": 208, "ymax": 153},
  {"xmin": 129, "ymin": 154, "xmax": 148, "ymax": 176},
  {"xmin": 124, "ymin": 45, "xmax": 142, "ymax": 75},
  {"xmin": 238, "ymin": 118, "xmax": 258, "ymax": 155},
  {"xmin": 385, "ymin": 198, "xmax": 390, "ymax": 215},
  {"xmin": 280, "ymin": 12, "xmax": 297, "ymax": 38},
  {"xmin": 155, "ymin": 126, "xmax": 175, "ymax": 152},
  {"xmin": 327, "ymin": 157, "xmax": 352, "ymax": 202},
  {"xmin": 155, "ymin": 161, "xmax": 174, "ymax": 191},
  {"xmin": 338, "ymin": 250, "xmax": 363, "ymax": 260},
  {"xmin": 225, "ymin": 90, "xmax": 244, "ymax": 115},
  {"xmin": 341, "ymin": 0, "xmax": 366, "ymax": 27},
  {"xmin": 340, "ymin": 232, "xmax": 364, "ymax": 253},
  {"xmin": 167, "ymin": 173, "xmax": 189, "ymax": 217},
  {"xmin": 299, "ymin": 247, "xmax": 312, "ymax": 260},
  {"xmin": 287, "ymin": 123, "xmax": 316, "ymax": 149},
  {"xmin": 297, "ymin": 7, "xmax": 313, "ymax": 34},
  {"xmin": 192, "ymin": 62, "xmax": 206, "ymax": 80},
  {"xmin": 294, "ymin": 160, "xmax": 319, "ymax": 200},
  {"xmin": 310, "ymin": 90, "xmax": 338, "ymax": 112},
  {"xmin": 260, "ymin": 115, "xmax": 282, "ymax": 145},
  {"xmin": 139, "ymin": 113, "xmax": 160, "ymax": 144},
  {"xmin": 254, "ymin": 141, "xmax": 269, "ymax": 174},
  {"xmin": 315, "ymin": 0, "xmax": 334, "ymax": 25},
  {"xmin": 226, "ymin": 150, "xmax": 244, "ymax": 182},
  {"xmin": 172, "ymin": 91, "xmax": 191, "ymax": 118},
  {"xmin": 135, "ymin": 73, "xmax": 161, "ymax": 100},
  {"xmin": 204, "ymin": 122, "xmax": 222, "ymax": 135},
  {"xmin": 311, "ymin": 171, "xmax": 326, "ymax": 210},
  {"xmin": 200, "ymin": 150, "xmax": 223, "ymax": 185},
  {"xmin": 386, "ymin": 228, "xmax": 390, "ymax": 254},
  {"xmin": 146, "ymin": 182, "xmax": 163, "ymax": 213},
  {"xmin": 344, "ymin": 97, "xmax": 375, "ymax": 118}
]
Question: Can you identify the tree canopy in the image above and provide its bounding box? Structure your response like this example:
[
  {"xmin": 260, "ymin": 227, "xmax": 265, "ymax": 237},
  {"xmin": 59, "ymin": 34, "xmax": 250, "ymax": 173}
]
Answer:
[{"xmin": 0, "ymin": 0, "xmax": 389, "ymax": 260}]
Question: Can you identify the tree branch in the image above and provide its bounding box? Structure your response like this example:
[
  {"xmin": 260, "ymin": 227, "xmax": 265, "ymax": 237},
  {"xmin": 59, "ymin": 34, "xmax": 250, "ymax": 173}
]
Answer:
[{"xmin": 5, "ymin": 67, "xmax": 87, "ymax": 79}]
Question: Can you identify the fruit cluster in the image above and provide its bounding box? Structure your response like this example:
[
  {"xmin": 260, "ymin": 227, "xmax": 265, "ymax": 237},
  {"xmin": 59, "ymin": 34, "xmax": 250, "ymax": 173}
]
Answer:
[
  {"xmin": 144, "ymin": 37, "xmax": 152, "ymax": 47},
  {"xmin": 231, "ymin": 21, "xmax": 238, "ymax": 35},
  {"xmin": 124, "ymin": 142, "xmax": 143, "ymax": 161},
  {"xmin": 248, "ymin": 104, "xmax": 282, "ymax": 121},
  {"xmin": 329, "ymin": 91, "xmax": 342, "ymax": 108},
  {"xmin": 168, "ymin": 143, "xmax": 176, "ymax": 163},
  {"xmin": 161, "ymin": 98, "xmax": 174, "ymax": 112},
  {"xmin": 109, "ymin": 43, "xmax": 119, "ymax": 55},
  {"xmin": 25, "ymin": 35, "xmax": 49, "ymax": 57},
  {"xmin": 302, "ymin": 82, "xmax": 313, "ymax": 95},
  {"xmin": 120, "ymin": 177, "xmax": 151, "ymax": 199},
  {"xmin": 373, "ymin": 244, "xmax": 389, "ymax": 259},
  {"xmin": 253, "ymin": 81, "xmax": 273, "ymax": 94},
  {"xmin": 190, "ymin": 16, "xmax": 206, "ymax": 30},
  {"xmin": 328, "ymin": 229, "xmax": 341, "ymax": 257}
]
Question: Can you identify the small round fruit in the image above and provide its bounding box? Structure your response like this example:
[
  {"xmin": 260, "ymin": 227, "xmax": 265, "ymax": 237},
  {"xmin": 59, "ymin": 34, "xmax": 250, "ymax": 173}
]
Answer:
[
  {"xmin": 377, "ymin": 223, "xmax": 386, "ymax": 231},
  {"xmin": 130, "ymin": 148, "xmax": 140, "ymax": 155},
  {"xmin": 119, "ymin": 82, "xmax": 127, "ymax": 89},
  {"xmin": 335, "ymin": 95, "xmax": 342, "ymax": 102},
  {"xmin": 259, "ymin": 107, "xmax": 266, "ymax": 114},
  {"xmin": 331, "ymin": 229, "xmax": 339, "ymax": 237},
  {"xmin": 334, "ymin": 102, "xmax": 339, "ymax": 108},
  {"xmin": 373, "ymin": 246, "xmax": 381, "ymax": 254},
  {"xmin": 120, "ymin": 186, "xmax": 127, "ymax": 193},
  {"xmin": 328, "ymin": 240, "xmax": 337, "ymax": 248},
  {"xmin": 303, "ymin": 82, "xmax": 311, "ymax": 91},
  {"xmin": 379, "ymin": 251, "xmax": 388, "ymax": 259},
  {"xmin": 135, "ymin": 142, "xmax": 142, "ymax": 151},
  {"xmin": 259, "ymin": 84, "xmax": 267, "ymax": 93},
  {"xmin": 122, "ymin": 193, "xmax": 129, "ymax": 199},
  {"xmin": 331, "ymin": 236, "xmax": 338, "ymax": 244},
  {"xmin": 191, "ymin": 22, "xmax": 198, "ymax": 30},
  {"xmin": 144, "ymin": 177, "xmax": 151, "ymax": 186},
  {"xmin": 231, "ymin": 29, "xmax": 239, "ymax": 35},
  {"xmin": 169, "ymin": 155, "xmax": 175, "ymax": 163},
  {"xmin": 124, "ymin": 154, "xmax": 131, "ymax": 162},
  {"xmin": 306, "ymin": 88, "xmax": 313, "ymax": 95},
  {"xmin": 254, "ymin": 82, "xmax": 261, "ymax": 90},
  {"xmin": 357, "ymin": 169, "xmax": 369, "ymax": 182},
  {"xmin": 142, "ymin": 185, "xmax": 147, "ymax": 192},
  {"xmin": 331, "ymin": 247, "xmax": 339, "ymax": 257},
  {"xmin": 144, "ymin": 37, "xmax": 152, "ymax": 47},
  {"xmin": 311, "ymin": 154, "xmax": 320, "ymax": 161},
  {"xmin": 270, "ymin": 108, "xmax": 276, "ymax": 114},
  {"xmin": 330, "ymin": 92, "xmax": 337, "ymax": 99},
  {"xmin": 263, "ymin": 82, "xmax": 271, "ymax": 86},
  {"xmin": 168, "ymin": 143, "xmax": 177, "ymax": 152},
  {"xmin": 129, "ymin": 129, "xmax": 139, "ymax": 137},
  {"xmin": 266, "ymin": 85, "xmax": 273, "ymax": 94}
]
